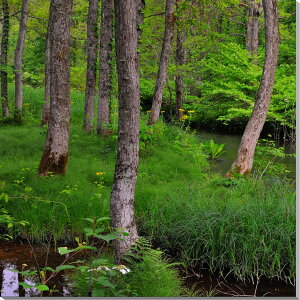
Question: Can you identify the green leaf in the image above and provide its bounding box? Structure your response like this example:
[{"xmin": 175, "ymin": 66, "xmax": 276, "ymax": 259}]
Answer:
[
  {"xmin": 96, "ymin": 217, "xmax": 111, "ymax": 223},
  {"xmin": 92, "ymin": 288, "xmax": 105, "ymax": 297},
  {"xmin": 19, "ymin": 282, "xmax": 33, "ymax": 289},
  {"xmin": 94, "ymin": 233, "xmax": 120, "ymax": 242},
  {"xmin": 37, "ymin": 284, "xmax": 49, "ymax": 292},
  {"xmin": 55, "ymin": 265, "xmax": 75, "ymax": 272},
  {"xmin": 84, "ymin": 217, "xmax": 95, "ymax": 223},
  {"xmin": 42, "ymin": 267, "xmax": 55, "ymax": 272}
]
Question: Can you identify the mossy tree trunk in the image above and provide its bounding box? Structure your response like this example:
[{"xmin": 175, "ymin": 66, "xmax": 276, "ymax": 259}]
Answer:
[
  {"xmin": 1, "ymin": 0, "xmax": 10, "ymax": 117},
  {"xmin": 97, "ymin": 0, "xmax": 113, "ymax": 136},
  {"xmin": 83, "ymin": 0, "xmax": 99, "ymax": 133},
  {"xmin": 148, "ymin": 0, "xmax": 176, "ymax": 125},
  {"xmin": 228, "ymin": 0, "xmax": 279, "ymax": 176},
  {"xmin": 14, "ymin": 0, "xmax": 29, "ymax": 123},
  {"xmin": 38, "ymin": 0, "xmax": 73, "ymax": 176},
  {"xmin": 110, "ymin": 0, "xmax": 141, "ymax": 263}
]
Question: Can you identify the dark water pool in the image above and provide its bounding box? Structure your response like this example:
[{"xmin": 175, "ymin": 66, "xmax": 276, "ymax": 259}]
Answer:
[{"xmin": 0, "ymin": 241, "xmax": 70, "ymax": 297}]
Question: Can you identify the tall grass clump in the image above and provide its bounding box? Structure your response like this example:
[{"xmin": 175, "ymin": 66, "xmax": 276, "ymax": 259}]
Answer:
[{"xmin": 137, "ymin": 175, "xmax": 296, "ymax": 283}]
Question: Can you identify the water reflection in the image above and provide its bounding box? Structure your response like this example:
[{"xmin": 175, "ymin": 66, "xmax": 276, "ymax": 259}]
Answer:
[{"xmin": 0, "ymin": 242, "xmax": 70, "ymax": 297}]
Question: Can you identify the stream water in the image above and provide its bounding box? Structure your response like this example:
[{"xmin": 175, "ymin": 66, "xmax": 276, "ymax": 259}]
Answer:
[{"xmin": 196, "ymin": 130, "xmax": 296, "ymax": 178}]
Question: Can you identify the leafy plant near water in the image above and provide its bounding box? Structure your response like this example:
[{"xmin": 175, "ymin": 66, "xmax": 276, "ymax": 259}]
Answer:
[
  {"xmin": 70, "ymin": 238, "xmax": 184, "ymax": 297},
  {"xmin": 0, "ymin": 192, "xmax": 28, "ymax": 240},
  {"xmin": 10, "ymin": 217, "xmax": 129, "ymax": 296},
  {"xmin": 201, "ymin": 139, "xmax": 225, "ymax": 159}
]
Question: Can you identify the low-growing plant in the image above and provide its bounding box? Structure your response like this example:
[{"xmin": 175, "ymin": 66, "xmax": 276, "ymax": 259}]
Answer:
[{"xmin": 201, "ymin": 139, "xmax": 225, "ymax": 159}]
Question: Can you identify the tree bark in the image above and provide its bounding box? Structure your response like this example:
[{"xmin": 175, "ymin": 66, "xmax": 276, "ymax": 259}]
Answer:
[
  {"xmin": 83, "ymin": 0, "xmax": 99, "ymax": 133},
  {"xmin": 175, "ymin": 29, "xmax": 186, "ymax": 120},
  {"xmin": 97, "ymin": 0, "xmax": 113, "ymax": 136},
  {"xmin": 14, "ymin": 0, "xmax": 29, "ymax": 123},
  {"xmin": 110, "ymin": 0, "xmax": 140, "ymax": 263},
  {"xmin": 1, "ymin": 0, "xmax": 10, "ymax": 117},
  {"xmin": 227, "ymin": 0, "xmax": 279, "ymax": 176},
  {"xmin": 38, "ymin": 0, "xmax": 73, "ymax": 176},
  {"xmin": 41, "ymin": 23, "xmax": 51, "ymax": 126},
  {"xmin": 148, "ymin": 0, "xmax": 176, "ymax": 125},
  {"xmin": 246, "ymin": 0, "xmax": 261, "ymax": 56}
]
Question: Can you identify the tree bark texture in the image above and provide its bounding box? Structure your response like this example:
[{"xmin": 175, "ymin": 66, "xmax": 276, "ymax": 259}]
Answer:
[
  {"xmin": 97, "ymin": 0, "xmax": 113, "ymax": 135},
  {"xmin": 149, "ymin": 0, "xmax": 176, "ymax": 125},
  {"xmin": 38, "ymin": 0, "xmax": 73, "ymax": 176},
  {"xmin": 14, "ymin": 0, "xmax": 29, "ymax": 123},
  {"xmin": 1, "ymin": 0, "xmax": 10, "ymax": 117},
  {"xmin": 110, "ymin": 0, "xmax": 140, "ymax": 263},
  {"xmin": 246, "ymin": 0, "xmax": 261, "ymax": 56},
  {"xmin": 83, "ymin": 0, "xmax": 99, "ymax": 133},
  {"xmin": 175, "ymin": 29, "xmax": 186, "ymax": 120},
  {"xmin": 228, "ymin": 0, "xmax": 279, "ymax": 176},
  {"xmin": 41, "ymin": 25, "xmax": 51, "ymax": 126}
]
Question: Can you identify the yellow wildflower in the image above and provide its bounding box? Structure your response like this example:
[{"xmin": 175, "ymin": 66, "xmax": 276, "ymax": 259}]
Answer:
[
  {"xmin": 96, "ymin": 172, "xmax": 106, "ymax": 176},
  {"xmin": 187, "ymin": 110, "xmax": 195, "ymax": 113},
  {"xmin": 181, "ymin": 115, "xmax": 188, "ymax": 120},
  {"xmin": 178, "ymin": 108, "xmax": 185, "ymax": 112}
]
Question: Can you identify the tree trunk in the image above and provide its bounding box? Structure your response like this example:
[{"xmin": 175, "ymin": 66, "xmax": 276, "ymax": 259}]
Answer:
[
  {"xmin": 175, "ymin": 29, "xmax": 186, "ymax": 120},
  {"xmin": 83, "ymin": 0, "xmax": 99, "ymax": 133},
  {"xmin": 41, "ymin": 24, "xmax": 51, "ymax": 126},
  {"xmin": 110, "ymin": 0, "xmax": 140, "ymax": 263},
  {"xmin": 1, "ymin": 0, "xmax": 10, "ymax": 117},
  {"xmin": 227, "ymin": 0, "xmax": 279, "ymax": 176},
  {"xmin": 14, "ymin": 0, "xmax": 29, "ymax": 123},
  {"xmin": 38, "ymin": 0, "xmax": 73, "ymax": 176},
  {"xmin": 246, "ymin": 0, "xmax": 261, "ymax": 56},
  {"xmin": 97, "ymin": 0, "xmax": 113, "ymax": 136},
  {"xmin": 148, "ymin": 0, "xmax": 176, "ymax": 125}
]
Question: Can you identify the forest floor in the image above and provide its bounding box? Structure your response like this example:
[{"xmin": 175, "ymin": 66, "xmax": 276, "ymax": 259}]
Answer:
[{"xmin": 0, "ymin": 85, "xmax": 296, "ymax": 296}]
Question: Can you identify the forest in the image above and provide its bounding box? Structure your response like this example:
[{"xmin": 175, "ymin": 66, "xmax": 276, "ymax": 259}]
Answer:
[{"xmin": 0, "ymin": 0, "xmax": 296, "ymax": 297}]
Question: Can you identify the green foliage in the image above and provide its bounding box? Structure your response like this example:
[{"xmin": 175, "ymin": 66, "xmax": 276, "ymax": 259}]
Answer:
[
  {"xmin": 201, "ymin": 139, "xmax": 225, "ymax": 159},
  {"xmin": 253, "ymin": 139, "xmax": 295, "ymax": 178}
]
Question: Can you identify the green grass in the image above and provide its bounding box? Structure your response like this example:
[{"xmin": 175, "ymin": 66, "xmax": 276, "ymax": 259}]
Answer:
[{"xmin": 0, "ymin": 85, "xmax": 296, "ymax": 282}]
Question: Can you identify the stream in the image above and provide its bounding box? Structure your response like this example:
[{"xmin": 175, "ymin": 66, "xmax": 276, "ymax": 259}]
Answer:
[{"xmin": 196, "ymin": 129, "xmax": 296, "ymax": 179}]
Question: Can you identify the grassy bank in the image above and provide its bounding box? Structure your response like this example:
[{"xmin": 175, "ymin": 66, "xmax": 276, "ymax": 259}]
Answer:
[{"xmin": 0, "ymin": 86, "xmax": 296, "ymax": 282}]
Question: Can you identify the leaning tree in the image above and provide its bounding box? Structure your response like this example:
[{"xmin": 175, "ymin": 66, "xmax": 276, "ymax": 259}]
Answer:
[{"xmin": 227, "ymin": 0, "xmax": 279, "ymax": 176}]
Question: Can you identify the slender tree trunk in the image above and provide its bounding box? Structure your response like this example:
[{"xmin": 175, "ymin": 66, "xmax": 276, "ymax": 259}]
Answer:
[
  {"xmin": 83, "ymin": 0, "xmax": 99, "ymax": 133},
  {"xmin": 175, "ymin": 29, "xmax": 186, "ymax": 120},
  {"xmin": 97, "ymin": 0, "xmax": 113, "ymax": 135},
  {"xmin": 227, "ymin": 0, "xmax": 279, "ymax": 176},
  {"xmin": 1, "ymin": 0, "xmax": 9, "ymax": 117},
  {"xmin": 246, "ymin": 0, "xmax": 261, "ymax": 56},
  {"xmin": 41, "ymin": 26, "xmax": 51, "ymax": 126},
  {"xmin": 14, "ymin": 0, "xmax": 29, "ymax": 123},
  {"xmin": 110, "ymin": 0, "xmax": 141, "ymax": 263},
  {"xmin": 148, "ymin": 0, "xmax": 176, "ymax": 125},
  {"xmin": 38, "ymin": 0, "xmax": 73, "ymax": 176}
]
